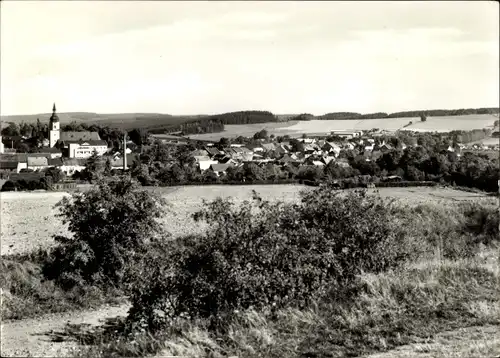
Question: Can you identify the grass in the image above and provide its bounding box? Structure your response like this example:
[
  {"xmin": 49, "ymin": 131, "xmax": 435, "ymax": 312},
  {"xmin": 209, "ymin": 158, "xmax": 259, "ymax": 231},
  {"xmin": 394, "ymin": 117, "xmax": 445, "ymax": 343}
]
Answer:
[
  {"xmin": 1, "ymin": 185, "xmax": 494, "ymax": 256},
  {"xmin": 57, "ymin": 196, "xmax": 498, "ymax": 358},
  {"xmin": 68, "ymin": 254, "xmax": 499, "ymax": 358},
  {"xmin": 0, "ymin": 249, "xmax": 126, "ymax": 321}
]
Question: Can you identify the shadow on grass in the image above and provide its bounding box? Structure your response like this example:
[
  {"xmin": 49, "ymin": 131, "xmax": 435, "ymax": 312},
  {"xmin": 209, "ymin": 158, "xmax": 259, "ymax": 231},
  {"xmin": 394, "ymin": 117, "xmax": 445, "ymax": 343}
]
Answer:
[{"xmin": 39, "ymin": 316, "xmax": 128, "ymax": 346}]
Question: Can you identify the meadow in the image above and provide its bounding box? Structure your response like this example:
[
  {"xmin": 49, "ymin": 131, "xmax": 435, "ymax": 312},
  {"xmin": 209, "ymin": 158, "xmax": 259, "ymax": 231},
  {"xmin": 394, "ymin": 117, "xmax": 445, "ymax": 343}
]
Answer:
[
  {"xmin": 0, "ymin": 185, "xmax": 494, "ymax": 257},
  {"xmin": 188, "ymin": 114, "xmax": 498, "ymax": 140}
]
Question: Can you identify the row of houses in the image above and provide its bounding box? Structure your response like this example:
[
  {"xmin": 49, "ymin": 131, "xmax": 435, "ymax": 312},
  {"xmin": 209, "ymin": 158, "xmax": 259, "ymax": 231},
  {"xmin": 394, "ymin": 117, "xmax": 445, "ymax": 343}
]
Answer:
[
  {"xmin": 190, "ymin": 138, "xmax": 403, "ymax": 176},
  {"xmin": 0, "ymin": 152, "xmax": 138, "ymax": 176}
]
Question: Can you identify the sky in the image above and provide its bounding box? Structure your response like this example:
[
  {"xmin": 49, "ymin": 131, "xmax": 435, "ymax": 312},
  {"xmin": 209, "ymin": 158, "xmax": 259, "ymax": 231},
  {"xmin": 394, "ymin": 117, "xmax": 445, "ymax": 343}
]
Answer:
[{"xmin": 1, "ymin": 1, "xmax": 499, "ymax": 116}]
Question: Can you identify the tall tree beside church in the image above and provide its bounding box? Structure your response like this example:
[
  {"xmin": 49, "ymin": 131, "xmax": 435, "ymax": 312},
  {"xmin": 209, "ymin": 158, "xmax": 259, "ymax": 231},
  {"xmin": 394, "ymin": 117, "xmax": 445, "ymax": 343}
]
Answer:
[{"xmin": 81, "ymin": 151, "xmax": 104, "ymax": 183}]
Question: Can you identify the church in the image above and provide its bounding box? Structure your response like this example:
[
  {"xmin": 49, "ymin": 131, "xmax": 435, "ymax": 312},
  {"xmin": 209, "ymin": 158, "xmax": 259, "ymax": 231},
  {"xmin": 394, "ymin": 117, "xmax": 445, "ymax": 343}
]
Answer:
[{"xmin": 48, "ymin": 104, "xmax": 108, "ymax": 158}]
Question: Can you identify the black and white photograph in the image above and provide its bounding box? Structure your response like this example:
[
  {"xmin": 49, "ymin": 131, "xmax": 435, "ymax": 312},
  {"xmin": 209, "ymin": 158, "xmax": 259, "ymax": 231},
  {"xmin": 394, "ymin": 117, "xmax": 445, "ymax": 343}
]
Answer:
[{"xmin": 1, "ymin": 1, "xmax": 499, "ymax": 357}]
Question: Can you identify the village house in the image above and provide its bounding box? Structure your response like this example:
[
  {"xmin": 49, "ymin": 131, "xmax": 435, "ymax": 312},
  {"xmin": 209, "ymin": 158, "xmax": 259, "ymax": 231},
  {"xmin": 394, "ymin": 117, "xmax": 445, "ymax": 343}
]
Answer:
[
  {"xmin": 322, "ymin": 142, "xmax": 341, "ymax": 156},
  {"xmin": 194, "ymin": 156, "xmax": 219, "ymax": 171},
  {"xmin": 33, "ymin": 147, "xmax": 63, "ymax": 158},
  {"xmin": 60, "ymin": 158, "xmax": 87, "ymax": 176},
  {"xmin": 44, "ymin": 104, "xmax": 109, "ymax": 158},
  {"xmin": 64, "ymin": 140, "xmax": 109, "ymax": 158},
  {"xmin": 27, "ymin": 156, "xmax": 50, "ymax": 171},
  {"xmin": 110, "ymin": 153, "xmax": 140, "ymax": 170},
  {"xmin": 205, "ymin": 147, "xmax": 224, "ymax": 157},
  {"xmin": 261, "ymin": 143, "xmax": 276, "ymax": 152},
  {"xmin": 330, "ymin": 130, "xmax": 362, "ymax": 139},
  {"xmin": 209, "ymin": 163, "xmax": 232, "ymax": 176}
]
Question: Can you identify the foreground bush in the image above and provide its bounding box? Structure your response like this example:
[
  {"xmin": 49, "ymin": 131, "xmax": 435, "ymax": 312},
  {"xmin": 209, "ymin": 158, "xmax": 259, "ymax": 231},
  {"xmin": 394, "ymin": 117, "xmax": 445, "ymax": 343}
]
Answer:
[
  {"xmin": 128, "ymin": 188, "xmax": 409, "ymax": 331},
  {"xmin": 42, "ymin": 175, "xmax": 168, "ymax": 290},
  {"xmin": 76, "ymin": 258, "xmax": 500, "ymax": 358}
]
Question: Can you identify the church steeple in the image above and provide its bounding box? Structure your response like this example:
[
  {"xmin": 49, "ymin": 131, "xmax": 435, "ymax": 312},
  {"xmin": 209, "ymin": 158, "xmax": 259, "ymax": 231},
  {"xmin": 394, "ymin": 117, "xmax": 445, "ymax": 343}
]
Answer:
[
  {"xmin": 49, "ymin": 102, "xmax": 60, "ymax": 148},
  {"xmin": 50, "ymin": 102, "xmax": 59, "ymax": 122}
]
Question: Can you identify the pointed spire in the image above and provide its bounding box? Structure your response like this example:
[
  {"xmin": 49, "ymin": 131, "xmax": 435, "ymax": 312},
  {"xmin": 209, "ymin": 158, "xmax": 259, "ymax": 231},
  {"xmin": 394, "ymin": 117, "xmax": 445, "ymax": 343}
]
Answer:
[{"xmin": 50, "ymin": 102, "xmax": 59, "ymax": 122}]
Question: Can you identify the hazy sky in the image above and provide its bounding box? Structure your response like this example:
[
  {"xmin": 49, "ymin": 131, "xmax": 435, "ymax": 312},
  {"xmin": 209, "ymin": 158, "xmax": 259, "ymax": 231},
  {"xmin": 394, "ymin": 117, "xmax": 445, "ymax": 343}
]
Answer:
[{"xmin": 1, "ymin": 1, "xmax": 498, "ymax": 115}]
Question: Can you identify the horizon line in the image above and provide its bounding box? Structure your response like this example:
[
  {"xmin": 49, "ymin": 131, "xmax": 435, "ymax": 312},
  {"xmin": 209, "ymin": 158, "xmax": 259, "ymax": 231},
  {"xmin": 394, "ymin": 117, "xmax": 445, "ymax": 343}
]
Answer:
[{"xmin": 1, "ymin": 105, "xmax": 499, "ymax": 118}]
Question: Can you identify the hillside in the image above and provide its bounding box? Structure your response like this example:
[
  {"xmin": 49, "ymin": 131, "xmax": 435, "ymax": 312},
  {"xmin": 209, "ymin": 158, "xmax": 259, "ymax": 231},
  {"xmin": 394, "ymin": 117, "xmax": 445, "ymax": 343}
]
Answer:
[
  {"xmin": 1, "ymin": 110, "xmax": 279, "ymax": 134},
  {"xmin": 0, "ymin": 112, "xmax": 204, "ymax": 131}
]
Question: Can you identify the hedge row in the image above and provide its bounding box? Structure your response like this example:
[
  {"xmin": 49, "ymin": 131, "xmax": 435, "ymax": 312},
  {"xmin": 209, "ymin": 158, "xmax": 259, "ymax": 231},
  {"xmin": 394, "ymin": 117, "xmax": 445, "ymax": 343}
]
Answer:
[
  {"xmin": 1, "ymin": 178, "xmax": 50, "ymax": 191},
  {"xmin": 374, "ymin": 181, "xmax": 438, "ymax": 188},
  {"xmin": 159, "ymin": 179, "xmax": 303, "ymax": 187}
]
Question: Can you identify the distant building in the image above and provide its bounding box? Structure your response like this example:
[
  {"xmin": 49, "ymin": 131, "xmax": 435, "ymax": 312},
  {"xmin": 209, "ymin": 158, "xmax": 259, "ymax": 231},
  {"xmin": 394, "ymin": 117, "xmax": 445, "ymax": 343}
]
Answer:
[
  {"xmin": 330, "ymin": 130, "xmax": 362, "ymax": 139},
  {"xmin": 49, "ymin": 103, "xmax": 60, "ymax": 147},
  {"xmin": 46, "ymin": 103, "xmax": 109, "ymax": 158},
  {"xmin": 60, "ymin": 158, "xmax": 87, "ymax": 176}
]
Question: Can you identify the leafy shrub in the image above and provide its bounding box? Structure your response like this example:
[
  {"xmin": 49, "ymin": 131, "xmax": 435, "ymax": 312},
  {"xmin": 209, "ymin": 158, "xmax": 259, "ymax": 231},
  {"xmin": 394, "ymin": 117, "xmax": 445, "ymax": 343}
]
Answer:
[
  {"xmin": 1, "ymin": 180, "xmax": 18, "ymax": 191},
  {"xmin": 128, "ymin": 188, "xmax": 408, "ymax": 331},
  {"xmin": 42, "ymin": 175, "xmax": 168, "ymax": 290},
  {"xmin": 461, "ymin": 202, "xmax": 499, "ymax": 246}
]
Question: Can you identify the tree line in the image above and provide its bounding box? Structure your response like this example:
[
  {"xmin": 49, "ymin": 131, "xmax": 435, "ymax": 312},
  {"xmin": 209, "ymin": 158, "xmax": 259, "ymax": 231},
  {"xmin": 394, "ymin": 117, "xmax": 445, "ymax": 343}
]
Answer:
[
  {"xmin": 74, "ymin": 130, "xmax": 498, "ymax": 193},
  {"xmin": 300, "ymin": 107, "xmax": 499, "ymax": 120}
]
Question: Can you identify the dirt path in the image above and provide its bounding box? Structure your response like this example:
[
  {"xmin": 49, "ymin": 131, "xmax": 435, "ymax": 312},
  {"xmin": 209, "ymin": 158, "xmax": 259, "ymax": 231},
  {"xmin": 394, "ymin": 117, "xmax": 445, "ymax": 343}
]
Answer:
[{"xmin": 1, "ymin": 303, "xmax": 130, "ymax": 357}]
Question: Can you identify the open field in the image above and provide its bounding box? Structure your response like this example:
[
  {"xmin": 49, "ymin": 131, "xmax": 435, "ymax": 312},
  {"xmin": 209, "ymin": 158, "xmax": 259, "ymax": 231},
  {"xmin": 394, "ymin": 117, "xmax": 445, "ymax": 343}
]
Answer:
[
  {"xmin": 470, "ymin": 136, "xmax": 500, "ymax": 146},
  {"xmin": 188, "ymin": 114, "xmax": 498, "ymax": 140},
  {"xmin": 1, "ymin": 185, "xmax": 495, "ymax": 257},
  {"xmin": 185, "ymin": 121, "xmax": 298, "ymax": 141}
]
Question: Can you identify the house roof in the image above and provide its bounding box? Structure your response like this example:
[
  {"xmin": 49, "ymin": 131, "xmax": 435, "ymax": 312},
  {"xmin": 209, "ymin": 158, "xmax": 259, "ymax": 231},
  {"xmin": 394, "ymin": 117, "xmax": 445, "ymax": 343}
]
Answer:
[
  {"xmin": 206, "ymin": 147, "xmax": 221, "ymax": 156},
  {"xmin": 193, "ymin": 155, "xmax": 212, "ymax": 162},
  {"xmin": 48, "ymin": 158, "xmax": 63, "ymax": 166},
  {"xmin": 0, "ymin": 161, "xmax": 19, "ymax": 169},
  {"xmin": 210, "ymin": 163, "xmax": 232, "ymax": 172},
  {"xmin": 191, "ymin": 149, "xmax": 209, "ymax": 157},
  {"xmin": 261, "ymin": 143, "xmax": 276, "ymax": 151},
  {"xmin": 34, "ymin": 147, "xmax": 62, "ymax": 154},
  {"xmin": 60, "ymin": 131, "xmax": 101, "ymax": 142},
  {"xmin": 110, "ymin": 154, "xmax": 140, "ymax": 167},
  {"xmin": 65, "ymin": 140, "xmax": 108, "ymax": 146},
  {"xmin": 62, "ymin": 158, "xmax": 87, "ymax": 166},
  {"xmin": 27, "ymin": 157, "xmax": 49, "ymax": 166},
  {"xmin": 0, "ymin": 153, "xmax": 28, "ymax": 162},
  {"xmin": 218, "ymin": 156, "xmax": 235, "ymax": 164}
]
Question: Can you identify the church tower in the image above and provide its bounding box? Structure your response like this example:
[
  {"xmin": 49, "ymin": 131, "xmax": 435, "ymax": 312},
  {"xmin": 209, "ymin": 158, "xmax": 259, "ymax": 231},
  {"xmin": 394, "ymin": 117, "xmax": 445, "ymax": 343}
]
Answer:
[{"xmin": 49, "ymin": 103, "xmax": 60, "ymax": 147}]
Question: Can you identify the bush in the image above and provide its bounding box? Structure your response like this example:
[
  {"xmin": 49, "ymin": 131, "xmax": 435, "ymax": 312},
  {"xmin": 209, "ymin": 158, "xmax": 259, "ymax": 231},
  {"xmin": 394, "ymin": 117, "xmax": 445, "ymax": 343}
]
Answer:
[
  {"xmin": 1, "ymin": 180, "xmax": 18, "ymax": 191},
  {"xmin": 127, "ymin": 188, "xmax": 408, "ymax": 332},
  {"xmin": 42, "ymin": 175, "xmax": 169, "ymax": 290}
]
